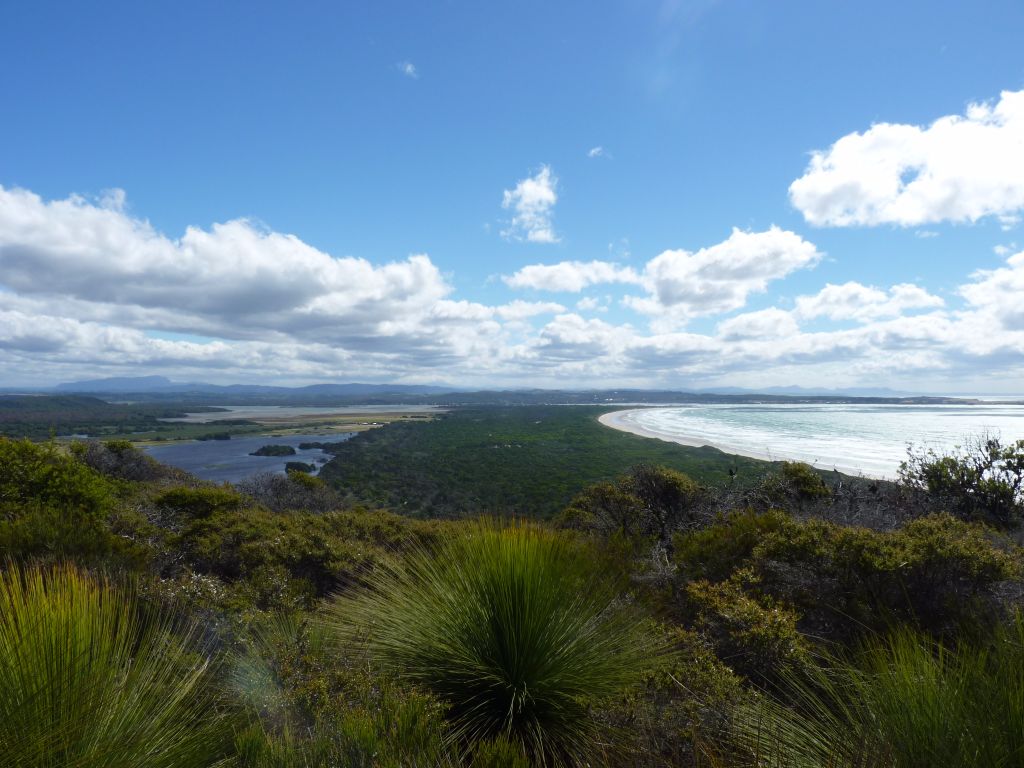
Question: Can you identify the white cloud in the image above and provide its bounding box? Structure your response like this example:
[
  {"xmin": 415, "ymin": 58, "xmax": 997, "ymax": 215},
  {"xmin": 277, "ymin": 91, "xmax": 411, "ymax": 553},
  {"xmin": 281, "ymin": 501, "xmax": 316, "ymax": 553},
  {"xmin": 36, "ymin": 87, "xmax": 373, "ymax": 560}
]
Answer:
[
  {"xmin": 794, "ymin": 281, "xmax": 944, "ymax": 322},
  {"xmin": 790, "ymin": 89, "xmax": 1024, "ymax": 227},
  {"xmin": 634, "ymin": 227, "xmax": 820, "ymax": 320},
  {"xmin": 2, "ymin": 183, "xmax": 1024, "ymax": 390},
  {"xmin": 717, "ymin": 308, "xmax": 800, "ymax": 340},
  {"xmin": 494, "ymin": 300, "xmax": 567, "ymax": 321},
  {"xmin": 506, "ymin": 227, "xmax": 819, "ymax": 328},
  {"xmin": 501, "ymin": 165, "xmax": 560, "ymax": 243},
  {"xmin": 960, "ymin": 249, "xmax": 1024, "ymax": 330},
  {"xmin": 587, "ymin": 146, "xmax": 606, "ymax": 158},
  {"xmin": 503, "ymin": 260, "xmax": 640, "ymax": 292},
  {"xmin": 575, "ymin": 296, "xmax": 607, "ymax": 313},
  {"xmin": 397, "ymin": 61, "xmax": 419, "ymax": 79}
]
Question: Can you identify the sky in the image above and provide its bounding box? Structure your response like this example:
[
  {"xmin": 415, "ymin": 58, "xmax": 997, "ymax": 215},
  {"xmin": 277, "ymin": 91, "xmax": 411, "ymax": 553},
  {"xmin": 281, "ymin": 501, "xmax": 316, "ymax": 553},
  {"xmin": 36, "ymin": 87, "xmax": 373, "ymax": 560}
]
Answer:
[{"xmin": 1, "ymin": 0, "xmax": 1024, "ymax": 392}]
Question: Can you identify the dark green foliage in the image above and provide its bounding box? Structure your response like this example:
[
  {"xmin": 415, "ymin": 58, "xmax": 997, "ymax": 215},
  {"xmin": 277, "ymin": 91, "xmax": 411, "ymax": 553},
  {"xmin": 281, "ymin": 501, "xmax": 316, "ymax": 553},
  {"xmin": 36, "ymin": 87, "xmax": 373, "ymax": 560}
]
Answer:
[
  {"xmin": 559, "ymin": 465, "xmax": 708, "ymax": 545},
  {"xmin": 284, "ymin": 461, "xmax": 315, "ymax": 473},
  {"xmin": 745, "ymin": 462, "xmax": 833, "ymax": 514},
  {"xmin": 175, "ymin": 505, "xmax": 443, "ymax": 610},
  {"xmin": 0, "ymin": 438, "xmax": 113, "ymax": 515},
  {"xmin": 674, "ymin": 509, "xmax": 790, "ymax": 583},
  {"xmin": 155, "ymin": 485, "xmax": 244, "ymax": 521},
  {"xmin": 0, "ymin": 564, "xmax": 230, "ymax": 768},
  {"xmin": 319, "ymin": 406, "xmax": 766, "ymax": 519},
  {"xmin": 900, "ymin": 435, "xmax": 1024, "ymax": 528},
  {"xmin": 250, "ymin": 444, "xmax": 297, "ymax": 457},
  {"xmin": 325, "ymin": 521, "xmax": 662, "ymax": 765},
  {"xmin": 0, "ymin": 438, "xmax": 145, "ymax": 566},
  {"xmin": 752, "ymin": 513, "xmax": 1020, "ymax": 639},
  {"xmin": 628, "ymin": 464, "xmax": 710, "ymax": 543},
  {"xmin": 0, "ymin": 394, "xmax": 219, "ymax": 438}
]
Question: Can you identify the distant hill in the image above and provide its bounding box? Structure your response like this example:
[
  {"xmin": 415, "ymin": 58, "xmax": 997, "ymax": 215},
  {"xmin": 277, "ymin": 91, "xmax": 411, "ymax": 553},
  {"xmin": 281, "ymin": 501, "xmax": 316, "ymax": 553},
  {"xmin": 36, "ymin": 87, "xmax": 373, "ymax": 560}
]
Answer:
[{"xmin": 54, "ymin": 376, "xmax": 458, "ymax": 397}]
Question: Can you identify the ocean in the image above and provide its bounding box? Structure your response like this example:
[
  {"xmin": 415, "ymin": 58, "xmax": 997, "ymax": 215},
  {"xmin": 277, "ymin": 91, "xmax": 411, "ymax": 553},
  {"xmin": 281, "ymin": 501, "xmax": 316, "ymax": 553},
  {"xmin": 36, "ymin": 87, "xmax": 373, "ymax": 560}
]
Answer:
[{"xmin": 605, "ymin": 402, "xmax": 1024, "ymax": 478}]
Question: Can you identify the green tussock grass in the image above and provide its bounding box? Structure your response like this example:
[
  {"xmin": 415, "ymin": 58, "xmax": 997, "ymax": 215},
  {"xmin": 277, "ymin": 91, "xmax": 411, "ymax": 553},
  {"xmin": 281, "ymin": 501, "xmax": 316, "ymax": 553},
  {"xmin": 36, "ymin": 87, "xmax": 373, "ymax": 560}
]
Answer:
[
  {"xmin": 731, "ymin": 616, "xmax": 1024, "ymax": 767},
  {"xmin": 324, "ymin": 520, "xmax": 663, "ymax": 766},
  {"xmin": 0, "ymin": 563, "xmax": 230, "ymax": 768}
]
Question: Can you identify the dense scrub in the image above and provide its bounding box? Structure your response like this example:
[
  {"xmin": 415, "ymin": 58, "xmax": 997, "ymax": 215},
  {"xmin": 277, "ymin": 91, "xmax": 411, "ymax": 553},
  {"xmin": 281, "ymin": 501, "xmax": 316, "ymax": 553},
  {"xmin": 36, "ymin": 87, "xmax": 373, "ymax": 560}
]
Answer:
[
  {"xmin": 319, "ymin": 406, "xmax": 769, "ymax": 518},
  {"xmin": 0, "ymin": 433, "xmax": 1022, "ymax": 766}
]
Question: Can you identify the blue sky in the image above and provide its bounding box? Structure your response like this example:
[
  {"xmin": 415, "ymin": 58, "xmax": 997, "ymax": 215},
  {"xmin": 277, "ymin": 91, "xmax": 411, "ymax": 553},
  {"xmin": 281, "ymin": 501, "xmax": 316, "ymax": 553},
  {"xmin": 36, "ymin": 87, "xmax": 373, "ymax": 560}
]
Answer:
[{"xmin": 1, "ymin": 1, "xmax": 1023, "ymax": 391}]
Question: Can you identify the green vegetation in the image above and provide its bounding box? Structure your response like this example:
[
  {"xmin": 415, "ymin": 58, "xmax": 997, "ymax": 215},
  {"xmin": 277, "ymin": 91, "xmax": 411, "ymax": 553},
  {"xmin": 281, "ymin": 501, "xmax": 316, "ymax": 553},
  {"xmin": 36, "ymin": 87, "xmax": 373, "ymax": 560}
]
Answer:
[
  {"xmin": 324, "ymin": 521, "xmax": 660, "ymax": 765},
  {"xmin": 0, "ymin": 563, "xmax": 230, "ymax": 767},
  {"xmin": 319, "ymin": 406, "xmax": 769, "ymax": 518},
  {"xmin": 734, "ymin": 618, "xmax": 1024, "ymax": 767},
  {"xmin": 250, "ymin": 444, "xmax": 297, "ymax": 456},
  {"xmin": 284, "ymin": 461, "xmax": 315, "ymax": 473},
  {"xmin": 0, "ymin": 428, "xmax": 1022, "ymax": 766},
  {"xmin": 0, "ymin": 394, "xmax": 224, "ymax": 439}
]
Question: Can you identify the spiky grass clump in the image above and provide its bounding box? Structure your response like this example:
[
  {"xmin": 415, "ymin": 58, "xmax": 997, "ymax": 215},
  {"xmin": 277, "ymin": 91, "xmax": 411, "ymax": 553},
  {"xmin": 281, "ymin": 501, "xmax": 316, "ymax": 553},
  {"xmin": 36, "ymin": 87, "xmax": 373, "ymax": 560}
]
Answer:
[
  {"xmin": 324, "ymin": 521, "xmax": 659, "ymax": 766},
  {"xmin": 0, "ymin": 564, "xmax": 229, "ymax": 768},
  {"xmin": 732, "ymin": 617, "xmax": 1024, "ymax": 767}
]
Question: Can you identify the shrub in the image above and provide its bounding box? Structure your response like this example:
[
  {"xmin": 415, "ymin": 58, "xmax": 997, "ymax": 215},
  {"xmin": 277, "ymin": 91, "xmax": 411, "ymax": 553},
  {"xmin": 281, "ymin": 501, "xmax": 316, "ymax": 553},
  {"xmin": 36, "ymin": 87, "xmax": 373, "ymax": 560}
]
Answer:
[
  {"xmin": 558, "ymin": 464, "xmax": 708, "ymax": 545},
  {"xmin": 232, "ymin": 613, "xmax": 450, "ymax": 767},
  {"xmin": 682, "ymin": 571, "xmax": 809, "ymax": 684},
  {"xmin": 0, "ymin": 438, "xmax": 144, "ymax": 566},
  {"xmin": 324, "ymin": 521, "xmax": 662, "ymax": 766},
  {"xmin": 237, "ymin": 471, "xmax": 343, "ymax": 514},
  {"xmin": 155, "ymin": 485, "xmax": 244, "ymax": 522},
  {"xmin": 74, "ymin": 439, "xmax": 174, "ymax": 481},
  {"xmin": 752, "ymin": 513, "xmax": 1020, "ymax": 640},
  {"xmin": 900, "ymin": 435, "xmax": 1024, "ymax": 528},
  {"xmin": 674, "ymin": 509, "xmax": 791, "ymax": 583},
  {"xmin": 0, "ymin": 563, "xmax": 229, "ymax": 767}
]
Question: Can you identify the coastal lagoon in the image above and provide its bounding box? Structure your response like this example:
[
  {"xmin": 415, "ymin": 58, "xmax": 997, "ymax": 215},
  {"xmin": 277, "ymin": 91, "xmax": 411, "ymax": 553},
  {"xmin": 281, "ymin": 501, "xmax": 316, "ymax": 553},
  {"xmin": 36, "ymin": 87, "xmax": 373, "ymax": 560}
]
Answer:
[
  {"xmin": 602, "ymin": 402, "xmax": 1024, "ymax": 478},
  {"xmin": 143, "ymin": 432, "xmax": 355, "ymax": 483}
]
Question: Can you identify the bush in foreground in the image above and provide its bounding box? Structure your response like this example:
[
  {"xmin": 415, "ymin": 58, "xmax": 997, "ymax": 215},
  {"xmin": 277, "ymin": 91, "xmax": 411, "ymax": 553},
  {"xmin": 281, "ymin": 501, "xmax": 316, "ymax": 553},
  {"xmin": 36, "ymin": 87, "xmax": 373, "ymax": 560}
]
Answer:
[
  {"xmin": 732, "ymin": 616, "xmax": 1024, "ymax": 767},
  {"xmin": 0, "ymin": 563, "xmax": 229, "ymax": 767},
  {"xmin": 324, "ymin": 521, "xmax": 661, "ymax": 766}
]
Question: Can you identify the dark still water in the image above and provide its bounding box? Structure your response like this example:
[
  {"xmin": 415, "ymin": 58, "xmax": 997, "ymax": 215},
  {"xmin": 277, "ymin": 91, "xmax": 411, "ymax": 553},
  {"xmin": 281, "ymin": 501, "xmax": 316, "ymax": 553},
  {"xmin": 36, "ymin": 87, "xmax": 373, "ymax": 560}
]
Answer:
[{"xmin": 143, "ymin": 432, "xmax": 355, "ymax": 483}]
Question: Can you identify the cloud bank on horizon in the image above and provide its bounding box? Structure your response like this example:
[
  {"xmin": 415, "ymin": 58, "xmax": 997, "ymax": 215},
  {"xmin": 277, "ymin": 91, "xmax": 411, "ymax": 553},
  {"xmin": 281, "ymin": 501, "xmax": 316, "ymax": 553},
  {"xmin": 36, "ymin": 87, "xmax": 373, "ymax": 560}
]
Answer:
[{"xmin": 2, "ymin": 89, "xmax": 1024, "ymax": 391}]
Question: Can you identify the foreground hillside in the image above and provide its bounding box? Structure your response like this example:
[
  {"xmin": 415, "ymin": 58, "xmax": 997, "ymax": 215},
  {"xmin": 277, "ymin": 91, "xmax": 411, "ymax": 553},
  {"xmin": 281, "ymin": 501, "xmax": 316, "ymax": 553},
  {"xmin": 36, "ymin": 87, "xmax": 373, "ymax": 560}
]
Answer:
[{"xmin": 1, "ymin": 434, "xmax": 1023, "ymax": 766}]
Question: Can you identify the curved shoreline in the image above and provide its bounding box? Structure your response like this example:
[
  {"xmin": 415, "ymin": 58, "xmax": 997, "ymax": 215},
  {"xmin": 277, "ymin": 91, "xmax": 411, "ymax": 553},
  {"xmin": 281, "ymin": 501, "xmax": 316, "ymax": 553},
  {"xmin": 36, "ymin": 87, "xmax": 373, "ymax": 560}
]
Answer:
[{"xmin": 598, "ymin": 408, "xmax": 884, "ymax": 479}]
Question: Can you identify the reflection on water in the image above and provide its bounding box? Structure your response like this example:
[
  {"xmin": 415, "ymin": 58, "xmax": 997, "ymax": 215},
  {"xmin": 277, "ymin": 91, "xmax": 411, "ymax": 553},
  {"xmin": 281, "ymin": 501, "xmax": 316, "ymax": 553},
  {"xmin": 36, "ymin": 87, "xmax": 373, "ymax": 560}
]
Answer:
[
  {"xmin": 143, "ymin": 432, "xmax": 355, "ymax": 483},
  {"xmin": 624, "ymin": 403, "xmax": 1024, "ymax": 478}
]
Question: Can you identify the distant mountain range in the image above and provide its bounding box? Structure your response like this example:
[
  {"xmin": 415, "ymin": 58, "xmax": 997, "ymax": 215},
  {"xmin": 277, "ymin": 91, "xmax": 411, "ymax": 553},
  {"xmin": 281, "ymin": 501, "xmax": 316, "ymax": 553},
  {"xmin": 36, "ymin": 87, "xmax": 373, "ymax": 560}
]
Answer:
[
  {"xmin": 49, "ymin": 376, "xmax": 916, "ymax": 399},
  {"xmin": 53, "ymin": 376, "xmax": 459, "ymax": 397}
]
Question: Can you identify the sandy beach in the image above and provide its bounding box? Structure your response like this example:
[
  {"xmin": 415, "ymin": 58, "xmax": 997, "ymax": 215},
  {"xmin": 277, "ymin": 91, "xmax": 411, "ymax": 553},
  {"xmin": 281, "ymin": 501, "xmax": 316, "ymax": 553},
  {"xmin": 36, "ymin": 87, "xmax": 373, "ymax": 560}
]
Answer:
[{"xmin": 598, "ymin": 408, "xmax": 882, "ymax": 478}]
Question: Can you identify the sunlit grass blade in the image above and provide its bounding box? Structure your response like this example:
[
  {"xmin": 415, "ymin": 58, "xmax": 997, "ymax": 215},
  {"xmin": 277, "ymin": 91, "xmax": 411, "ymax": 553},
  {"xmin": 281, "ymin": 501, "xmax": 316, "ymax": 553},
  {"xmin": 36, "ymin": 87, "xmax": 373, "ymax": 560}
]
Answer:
[{"xmin": 0, "ymin": 563, "xmax": 230, "ymax": 768}]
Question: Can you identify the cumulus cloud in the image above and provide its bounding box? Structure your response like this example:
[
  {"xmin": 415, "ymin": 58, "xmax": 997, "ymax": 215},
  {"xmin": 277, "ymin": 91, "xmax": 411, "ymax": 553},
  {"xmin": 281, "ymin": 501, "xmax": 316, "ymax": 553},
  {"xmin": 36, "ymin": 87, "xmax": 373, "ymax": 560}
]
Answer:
[
  {"xmin": 629, "ymin": 227, "xmax": 821, "ymax": 325},
  {"xmin": 790, "ymin": 89, "xmax": 1024, "ymax": 227},
  {"xmin": 2, "ymin": 183, "xmax": 1024, "ymax": 390},
  {"xmin": 506, "ymin": 227, "xmax": 819, "ymax": 329},
  {"xmin": 717, "ymin": 308, "xmax": 800, "ymax": 340},
  {"xmin": 503, "ymin": 260, "xmax": 640, "ymax": 292},
  {"xmin": 501, "ymin": 165, "xmax": 560, "ymax": 243},
  {"xmin": 960, "ymin": 249, "xmax": 1024, "ymax": 330},
  {"xmin": 794, "ymin": 281, "xmax": 944, "ymax": 322},
  {"xmin": 587, "ymin": 146, "xmax": 606, "ymax": 158},
  {"xmin": 397, "ymin": 61, "xmax": 419, "ymax": 79}
]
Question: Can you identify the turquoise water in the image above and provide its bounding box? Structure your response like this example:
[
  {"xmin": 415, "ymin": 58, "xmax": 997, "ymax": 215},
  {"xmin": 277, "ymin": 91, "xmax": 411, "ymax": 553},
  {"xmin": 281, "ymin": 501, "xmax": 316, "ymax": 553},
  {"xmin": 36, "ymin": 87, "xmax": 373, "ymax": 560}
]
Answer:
[
  {"xmin": 143, "ymin": 432, "xmax": 354, "ymax": 483},
  {"xmin": 618, "ymin": 403, "xmax": 1024, "ymax": 478}
]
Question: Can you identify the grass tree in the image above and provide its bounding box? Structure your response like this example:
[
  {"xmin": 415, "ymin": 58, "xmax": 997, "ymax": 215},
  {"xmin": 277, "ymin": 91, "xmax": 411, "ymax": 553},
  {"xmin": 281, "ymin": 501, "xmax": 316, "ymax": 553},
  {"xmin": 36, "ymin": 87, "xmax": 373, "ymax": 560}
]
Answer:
[
  {"xmin": 324, "ymin": 520, "xmax": 661, "ymax": 766},
  {"xmin": 0, "ymin": 563, "xmax": 230, "ymax": 768}
]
